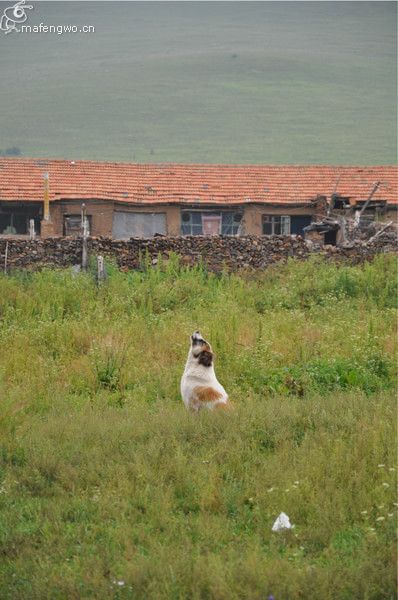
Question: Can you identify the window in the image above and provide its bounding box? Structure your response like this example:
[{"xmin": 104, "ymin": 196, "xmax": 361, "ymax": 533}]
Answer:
[
  {"xmin": 64, "ymin": 214, "xmax": 92, "ymax": 236},
  {"xmin": 262, "ymin": 215, "xmax": 291, "ymax": 235},
  {"xmin": 112, "ymin": 212, "xmax": 166, "ymax": 239},
  {"xmin": 330, "ymin": 194, "xmax": 351, "ymax": 210},
  {"xmin": 0, "ymin": 203, "xmax": 42, "ymax": 236},
  {"xmin": 355, "ymin": 200, "xmax": 387, "ymax": 215},
  {"xmin": 181, "ymin": 211, "xmax": 242, "ymax": 236},
  {"xmin": 0, "ymin": 213, "xmax": 27, "ymax": 234}
]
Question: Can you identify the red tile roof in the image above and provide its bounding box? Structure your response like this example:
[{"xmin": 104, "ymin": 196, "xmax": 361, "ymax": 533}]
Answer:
[{"xmin": 0, "ymin": 158, "xmax": 396, "ymax": 206}]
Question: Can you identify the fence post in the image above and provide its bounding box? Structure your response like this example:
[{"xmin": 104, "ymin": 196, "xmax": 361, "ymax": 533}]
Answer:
[
  {"xmin": 29, "ymin": 219, "xmax": 36, "ymax": 240},
  {"xmin": 81, "ymin": 204, "xmax": 89, "ymax": 271},
  {"xmin": 96, "ymin": 255, "xmax": 106, "ymax": 284},
  {"xmin": 4, "ymin": 241, "xmax": 8, "ymax": 274}
]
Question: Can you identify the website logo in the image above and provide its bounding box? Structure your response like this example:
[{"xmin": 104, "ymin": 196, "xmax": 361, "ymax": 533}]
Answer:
[{"xmin": 0, "ymin": 0, "xmax": 33, "ymax": 35}]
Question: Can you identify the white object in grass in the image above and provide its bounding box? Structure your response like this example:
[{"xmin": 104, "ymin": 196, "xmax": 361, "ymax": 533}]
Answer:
[{"xmin": 272, "ymin": 512, "xmax": 293, "ymax": 532}]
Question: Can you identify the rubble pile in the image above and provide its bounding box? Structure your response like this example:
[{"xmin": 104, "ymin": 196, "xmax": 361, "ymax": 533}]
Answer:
[{"xmin": 304, "ymin": 182, "xmax": 397, "ymax": 247}]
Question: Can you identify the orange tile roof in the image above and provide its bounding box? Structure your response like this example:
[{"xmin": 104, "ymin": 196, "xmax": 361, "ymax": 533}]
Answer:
[{"xmin": 0, "ymin": 158, "xmax": 396, "ymax": 206}]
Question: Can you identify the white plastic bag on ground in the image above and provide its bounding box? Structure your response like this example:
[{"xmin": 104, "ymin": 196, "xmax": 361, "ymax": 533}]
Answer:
[{"xmin": 272, "ymin": 512, "xmax": 293, "ymax": 532}]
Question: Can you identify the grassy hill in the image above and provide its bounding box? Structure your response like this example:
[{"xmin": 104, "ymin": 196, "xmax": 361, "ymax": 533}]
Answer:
[
  {"xmin": 0, "ymin": 1, "xmax": 396, "ymax": 164},
  {"xmin": 0, "ymin": 255, "xmax": 396, "ymax": 599}
]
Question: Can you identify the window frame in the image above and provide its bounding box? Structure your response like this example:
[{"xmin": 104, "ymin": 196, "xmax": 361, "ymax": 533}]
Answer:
[
  {"xmin": 181, "ymin": 211, "xmax": 242, "ymax": 236},
  {"xmin": 63, "ymin": 214, "xmax": 92, "ymax": 236},
  {"xmin": 262, "ymin": 214, "xmax": 291, "ymax": 235},
  {"xmin": 112, "ymin": 211, "xmax": 167, "ymax": 239}
]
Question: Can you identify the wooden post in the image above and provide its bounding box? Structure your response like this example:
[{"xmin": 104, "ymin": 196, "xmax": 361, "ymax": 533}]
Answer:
[
  {"xmin": 366, "ymin": 221, "xmax": 393, "ymax": 245},
  {"xmin": 81, "ymin": 204, "xmax": 88, "ymax": 271},
  {"xmin": 96, "ymin": 255, "xmax": 106, "ymax": 284},
  {"xmin": 359, "ymin": 181, "xmax": 381, "ymax": 216},
  {"xmin": 338, "ymin": 217, "xmax": 347, "ymax": 244},
  {"xmin": 4, "ymin": 241, "xmax": 8, "ymax": 274}
]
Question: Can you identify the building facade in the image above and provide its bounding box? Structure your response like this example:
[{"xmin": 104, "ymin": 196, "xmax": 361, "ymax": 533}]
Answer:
[{"xmin": 0, "ymin": 160, "xmax": 396, "ymax": 239}]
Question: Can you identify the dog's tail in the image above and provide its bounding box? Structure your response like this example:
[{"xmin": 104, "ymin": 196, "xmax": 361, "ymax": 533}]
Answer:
[{"xmin": 214, "ymin": 400, "xmax": 233, "ymax": 411}]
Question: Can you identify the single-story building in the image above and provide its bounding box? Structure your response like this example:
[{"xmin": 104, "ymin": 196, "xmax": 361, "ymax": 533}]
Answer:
[{"xmin": 0, "ymin": 159, "xmax": 396, "ymax": 239}]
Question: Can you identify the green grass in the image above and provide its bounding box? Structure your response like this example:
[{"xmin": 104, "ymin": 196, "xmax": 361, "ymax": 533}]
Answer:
[
  {"xmin": 0, "ymin": 255, "xmax": 397, "ymax": 599},
  {"xmin": 0, "ymin": 2, "xmax": 396, "ymax": 164}
]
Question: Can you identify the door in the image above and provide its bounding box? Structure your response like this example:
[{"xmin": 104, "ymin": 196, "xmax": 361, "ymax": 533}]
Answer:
[
  {"xmin": 112, "ymin": 212, "xmax": 166, "ymax": 239},
  {"xmin": 290, "ymin": 215, "xmax": 312, "ymax": 236},
  {"xmin": 324, "ymin": 230, "xmax": 337, "ymax": 245}
]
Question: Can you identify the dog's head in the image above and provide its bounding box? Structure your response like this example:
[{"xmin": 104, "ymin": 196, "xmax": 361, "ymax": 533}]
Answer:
[{"xmin": 190, "ymin": 331, "xmax": 214, "ymax": 367}]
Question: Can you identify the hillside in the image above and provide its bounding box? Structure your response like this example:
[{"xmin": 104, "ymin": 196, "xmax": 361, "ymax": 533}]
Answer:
[{"xmin": 0, "ymin": 2, "xmax": 396, "ymax": 164}]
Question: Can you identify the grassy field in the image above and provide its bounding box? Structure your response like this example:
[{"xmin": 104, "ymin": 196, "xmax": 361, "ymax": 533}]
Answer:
[
  {"xmin": 0, "ymin": 255, "xmax": 397, "ymax": 599},
  {"xmin": 0, "ymin": 1, "xmax": 396, "ymax": 164}
]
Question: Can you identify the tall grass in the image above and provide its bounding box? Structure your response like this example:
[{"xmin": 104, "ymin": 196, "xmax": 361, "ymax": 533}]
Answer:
[{"xmin": 0, "ymin": 255, "xmax": 396, "ymax": 599}]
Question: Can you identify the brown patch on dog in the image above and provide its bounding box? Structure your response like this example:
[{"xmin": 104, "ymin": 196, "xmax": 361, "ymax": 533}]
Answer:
[
  {"xmin": 198, "ymin": 350, "xmax": 213, "ymax": 367},
  {"xmin": 194, "ymin": 386, "xmax": 223, "ymax": 403}
]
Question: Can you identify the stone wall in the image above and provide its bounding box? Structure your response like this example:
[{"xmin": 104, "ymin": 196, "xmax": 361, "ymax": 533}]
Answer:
[{"xmin": 0, "ymin": 234, "xmax": 396, "ymax": 273}]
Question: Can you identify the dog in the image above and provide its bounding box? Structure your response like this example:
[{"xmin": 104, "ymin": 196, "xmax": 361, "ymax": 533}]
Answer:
[{"xmin": 181, "ymin": 331, "xmax": 230, "ymax": 412}]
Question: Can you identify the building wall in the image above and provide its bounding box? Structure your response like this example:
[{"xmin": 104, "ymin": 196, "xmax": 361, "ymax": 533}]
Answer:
[
  {"xmin": 46, "ymin": 201, "xmax": 181, "ymax": 237},
  {"xmin": 49, "ymin": 200, "xmax": 114, "ymax": 236},
  {"xmin": 42, "ymin": 200, "xmax": 397, "ymax": 238},
  {"xmin": 243, "ymin": 205, "xmax": 314, "ymax": 235},
  {"xmin": 113, "ymin": 204, "xmax": 180, "ymax": 236},
  {"xmin": 112, "ymin": 204, "xmax": 306, "ymax": 237}
]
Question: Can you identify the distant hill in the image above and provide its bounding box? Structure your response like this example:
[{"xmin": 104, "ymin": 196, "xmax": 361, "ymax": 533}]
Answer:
[{"xmin": 0, "ymin": 1, "xmax": 396, "ymax": 164}]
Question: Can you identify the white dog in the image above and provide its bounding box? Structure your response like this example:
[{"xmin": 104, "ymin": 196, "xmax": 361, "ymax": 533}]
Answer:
[{"xmin": 181, "ymin": 331, "xmax": 231, "ymax": 412}]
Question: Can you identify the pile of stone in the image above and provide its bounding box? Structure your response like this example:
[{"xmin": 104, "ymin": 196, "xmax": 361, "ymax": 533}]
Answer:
[
  {"xmin": 114, "ymin": 235, "xmax": 311, "ymax": 271},
  {"xmin": 0, "ymin": 233, "xmax": 396, "ymax": 273}
]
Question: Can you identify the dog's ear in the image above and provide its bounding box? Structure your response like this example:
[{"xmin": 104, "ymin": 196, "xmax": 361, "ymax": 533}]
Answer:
[{"xmin": 198, "ymin": 350, "xmax": 213, "ymax": 367}]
